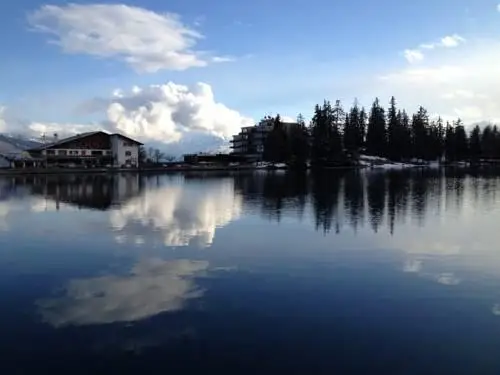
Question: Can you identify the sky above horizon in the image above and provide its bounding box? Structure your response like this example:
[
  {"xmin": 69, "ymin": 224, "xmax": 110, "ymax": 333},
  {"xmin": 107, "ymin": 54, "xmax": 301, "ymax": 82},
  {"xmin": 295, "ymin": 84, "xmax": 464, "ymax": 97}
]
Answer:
[{"xmin": 1, "ymin": 0, "xmax": 500, "ymax": 153}]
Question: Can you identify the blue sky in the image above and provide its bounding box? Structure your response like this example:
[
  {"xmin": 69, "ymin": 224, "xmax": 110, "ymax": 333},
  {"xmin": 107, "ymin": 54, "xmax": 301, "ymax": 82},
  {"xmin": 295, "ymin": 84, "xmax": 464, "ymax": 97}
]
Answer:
[{"xmin": 1, "ymin": 0, "xmax": 500, "ymax": 152}]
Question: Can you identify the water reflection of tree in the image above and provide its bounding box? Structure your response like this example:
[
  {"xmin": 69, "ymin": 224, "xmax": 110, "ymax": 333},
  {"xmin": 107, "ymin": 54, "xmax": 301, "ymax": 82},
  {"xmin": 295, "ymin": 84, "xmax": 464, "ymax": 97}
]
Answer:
[
  {"xmin": 386, "ymin": 171, "xmax": 410, "ymax": 235},
  {"xmin": 367, "ymin": 173, "xmax": 386, "ymax": 233},
  {"xmin": 343, "ymin": 172, "xmax": 365, "ymax": 232},
  {"xmin": 233, "ymin": 172, "xmax": 308, "ymax": 223},
  {"xmin": 234, "ymin": 169, "xmax": 500, "ymax": 236},
  {"xmin": 310, "ymin": 171, "xmax": 344, "ymax": 233}
]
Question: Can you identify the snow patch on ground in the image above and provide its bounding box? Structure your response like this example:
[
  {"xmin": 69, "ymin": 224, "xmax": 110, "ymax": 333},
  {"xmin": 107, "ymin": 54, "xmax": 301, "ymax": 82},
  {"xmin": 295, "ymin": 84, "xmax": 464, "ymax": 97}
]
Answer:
[{"xmin": 359, "ymin": 154, "xmax": 441, "ymax": 170}]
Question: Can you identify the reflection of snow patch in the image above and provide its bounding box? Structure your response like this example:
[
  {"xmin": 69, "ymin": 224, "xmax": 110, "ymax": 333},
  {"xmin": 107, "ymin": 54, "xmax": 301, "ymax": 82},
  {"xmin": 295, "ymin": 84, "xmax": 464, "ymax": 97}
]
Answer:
[
  {"xmin": 38, "ymin": 258, "xmax": 209, "ymax": 327},
  {"xmin": 436, "ymin": 273, "xmax": 460, "ymax": 286},
  {"xmin": 403, "ymin": 259, "xmax": 423, "ymax": 273}
]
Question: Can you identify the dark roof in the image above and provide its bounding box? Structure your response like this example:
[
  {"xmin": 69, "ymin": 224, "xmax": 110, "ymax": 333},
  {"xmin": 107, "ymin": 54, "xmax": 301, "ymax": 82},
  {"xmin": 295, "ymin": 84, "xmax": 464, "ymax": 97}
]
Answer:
[
  {"xmin": 28, "ymin": 131, "xmax": 143, "ymax": 151},
  {"xmin": 110, "ymin": 133, "xmax": 143, "ymax": 145}
]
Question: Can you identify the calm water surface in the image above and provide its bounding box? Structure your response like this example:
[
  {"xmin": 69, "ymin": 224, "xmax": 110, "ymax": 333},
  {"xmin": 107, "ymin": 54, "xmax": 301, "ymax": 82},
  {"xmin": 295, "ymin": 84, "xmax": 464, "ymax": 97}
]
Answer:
[{"xmin": 1, "ymin": 170, "xmax": 500, "ymax": 374}]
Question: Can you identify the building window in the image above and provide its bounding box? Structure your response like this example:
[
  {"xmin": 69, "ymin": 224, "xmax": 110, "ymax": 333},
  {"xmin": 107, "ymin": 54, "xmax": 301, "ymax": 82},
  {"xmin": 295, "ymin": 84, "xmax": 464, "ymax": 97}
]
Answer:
[
  {"xmin": 46, "ymin": 150, "xmax": 55, "ymax": 155},
  {"xmin": 91, "ymin": 150, "xmax": 103, "ymax": 156},
  {"xmin": 125, "ymin": 151, "xmax": 132, "ymax": 156}
]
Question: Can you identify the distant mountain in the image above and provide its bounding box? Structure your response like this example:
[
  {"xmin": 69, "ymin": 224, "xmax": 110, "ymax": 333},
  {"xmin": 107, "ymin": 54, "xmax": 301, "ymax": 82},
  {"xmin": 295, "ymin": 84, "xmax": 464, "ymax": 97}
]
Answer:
[{"xmin": 0, "ymin": 134, "xmax": 42, "ymax": 155}]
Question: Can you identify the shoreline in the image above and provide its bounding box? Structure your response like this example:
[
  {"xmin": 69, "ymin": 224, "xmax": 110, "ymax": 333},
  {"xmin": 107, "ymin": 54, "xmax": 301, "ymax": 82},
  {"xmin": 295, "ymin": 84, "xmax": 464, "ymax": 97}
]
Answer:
[{"xmin": 0, "ymin": 163, "xmax": 496, "ymax": 175}]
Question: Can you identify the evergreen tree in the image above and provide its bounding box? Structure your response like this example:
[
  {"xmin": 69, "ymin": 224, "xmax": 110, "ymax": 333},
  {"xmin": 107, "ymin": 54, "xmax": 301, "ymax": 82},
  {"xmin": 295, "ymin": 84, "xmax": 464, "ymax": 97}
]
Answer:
[
  {"xmin": 366, "ymin": 98, "xmax": 386, "ymax": 156},
  {"xmin": 289, "ymin": 116, "xmax": 310, "ymax": 166},
  {"xmin": 358, "ymin": 107, "xmax": 367, "ymax": 149},
  {"xmin": 445, "ymin": 121, "xmax": 456, "ymax": 162},
  {"xmin": 310, "ymin": 103, "xmax": 330, "ymax": 165},
  {"xmin": 344, "ymin": 104, "xmax": 358, "ymax": 152},
  {"xmin": 386, "ymin": 96, "xmax": 402, "ymax": 160},
  {"xmin": 436, "ymin": 117, "xmax": 445, "ymax": 161},
  {"xmin": 469, "ymin": 125, "xmax": 482, "ymax": 161},
  {"xmin": 411, "ymin": 106, "xmax": 430, "ymax": 160},
  {"xmin": 330, "ymin": 100, "xmax": 344, "ymax": 157},
  {"xmin": 399, "ymin": 110, "xmax": 412, "ymax": 160},
  {"xmin": 454, "ymin": 119, "xmax": 469, "ymax": 161},
  {"xmin": 263, "ymin": 115, "xmax": 289, "ymax": 162}
]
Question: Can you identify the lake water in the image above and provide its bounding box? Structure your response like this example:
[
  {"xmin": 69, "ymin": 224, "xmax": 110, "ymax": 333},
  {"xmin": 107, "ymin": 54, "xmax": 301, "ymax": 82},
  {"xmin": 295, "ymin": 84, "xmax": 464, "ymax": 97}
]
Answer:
[{"xmin": 1, "ymin": 169, "xmax": 500, "ymax": 374}]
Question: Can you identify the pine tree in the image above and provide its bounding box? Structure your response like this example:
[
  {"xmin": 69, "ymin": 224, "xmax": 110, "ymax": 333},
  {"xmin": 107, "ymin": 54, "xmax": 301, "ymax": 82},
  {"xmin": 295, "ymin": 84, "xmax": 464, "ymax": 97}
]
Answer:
[
  {"xmin": 399, "ymin": 110, "xmax": 412, "ymax": 160},
  {"xmin": 310, "ymin": 103, "xmax": 330, "ymax": 165},
  {"xmin": 411, "ymin": 106, "xmax": 430, "ymax": 160},
  {"xmin": 344, "ymin": 102, "xmax": 359, "ymax": 152},
  {"xmin": 469, "ymin": 125, "xmax": 482, "ymax": 161},
  {"xmin": 445, "ymin": 121, "xmax": 456, "ymax": 162},
  {"xmin": 358, "ymin": 107, "xmax": 367, "ymax": 149},
  {"xmin": 386, "ymin": 96, "xmax": 400, "ymax": 160},
  {"xmin": 454, "ymin": 119, "xmax": 469, "ymax": 161},
  {"xmin": 366, "ymin": 98, "xmax": 386, "ymax": 156},
  {"xmin": 290, "ymin": 115, "xmax": 310, "ymax": 166},
  {"xmin": 330, "ymin": 100, "xmax": 344, "ymax": 157},
  {"xmin": 263, "ymin": 115, "xmax": 289, "ymax": 162}
]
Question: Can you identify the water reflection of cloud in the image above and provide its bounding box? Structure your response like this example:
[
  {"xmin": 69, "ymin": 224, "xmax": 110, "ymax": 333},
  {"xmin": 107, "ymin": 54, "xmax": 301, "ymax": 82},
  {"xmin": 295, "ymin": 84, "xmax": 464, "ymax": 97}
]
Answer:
[
  {"xmin": 38, "ymin": 258, "xmax": 208, "ymax": 327},
  {"xmin": 109, "ymin": 178, "xmax": 242, "ymax": 248},
  {"xmin": 0, "ymin": 202, "xmax": 9, "ymax": 230},
  {"xmin": 492, "ymin": 304, "xmax": 500, "ymax": 316}
]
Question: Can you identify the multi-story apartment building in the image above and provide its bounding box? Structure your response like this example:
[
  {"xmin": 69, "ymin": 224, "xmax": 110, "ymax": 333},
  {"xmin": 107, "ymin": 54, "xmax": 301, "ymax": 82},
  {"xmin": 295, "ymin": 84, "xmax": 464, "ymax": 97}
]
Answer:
[{"xmin": 231, "ymin": 118, "xmax": 299, "ymax": 160}]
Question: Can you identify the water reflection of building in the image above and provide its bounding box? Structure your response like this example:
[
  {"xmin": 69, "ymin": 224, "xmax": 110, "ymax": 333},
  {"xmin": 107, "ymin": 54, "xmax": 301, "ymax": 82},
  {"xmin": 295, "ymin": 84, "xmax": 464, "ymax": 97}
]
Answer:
[{"xmin": 6, "ymin": 174, "xmax": 141, "ymax": 211}]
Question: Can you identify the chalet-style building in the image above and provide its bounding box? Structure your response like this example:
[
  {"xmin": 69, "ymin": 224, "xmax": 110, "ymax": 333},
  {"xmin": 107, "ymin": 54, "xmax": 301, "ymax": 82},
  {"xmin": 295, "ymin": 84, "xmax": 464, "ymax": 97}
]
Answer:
[{"xmin": 28, "ymin": 131, "xmax": 143, "ymax": 168}]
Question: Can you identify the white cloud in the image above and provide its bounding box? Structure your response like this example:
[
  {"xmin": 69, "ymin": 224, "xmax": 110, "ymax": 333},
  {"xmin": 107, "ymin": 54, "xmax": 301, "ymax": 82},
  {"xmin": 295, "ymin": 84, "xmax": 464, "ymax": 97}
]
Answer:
[
  {"xmin": 211, "ymin": 56, "xmax": 236, "ymax": 63},
  {"xmin": 27, "ymin": 4, "xmax": 229, "ymax": 72},
  {"xmin": 0, "ymin": 107, "xmax": 6, "ymax": 132},
  {"xmin": 497, "ymin": 4, "xmax": 500, "ymax": 12},
  {"xmin": 109, "ymin": 176, "xmax": 242, "ymax": 247},
  {"xmin": 403, "ymin": 34, "xmax": 466, "ymax": 64},
  {"xmin": 101, "ymin": 82, "xmax": 253, "ymax": 143},
  {"xmin": 440, "ymin": 34, "xmax": 466, "ymax": 48},
  {"xmin": 38, "ymin": 258, "xmax": 208, "ymax": 326},
  {"xmin": 404, "ymin": 49, "xmax": 424, "ymax": 63},
  {"xmin": 378, "ymin": 40, "xmax": 500, "ymax": 125},
  {"xmin": 74, "ymin": 81, "xmax": 253, "ymax": 146}
]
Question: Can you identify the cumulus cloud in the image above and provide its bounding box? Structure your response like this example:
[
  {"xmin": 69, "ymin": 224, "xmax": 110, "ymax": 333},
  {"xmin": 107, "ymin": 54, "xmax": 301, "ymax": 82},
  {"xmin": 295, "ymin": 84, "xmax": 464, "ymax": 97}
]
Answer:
[
  {"xmin": 99, "ymin": 82, "xmax": 253, "ymax": 143},
  {"xmin": 38, "ymin": 258, "xmax": 208, "ymax": 327},
  {"xmin": 27, "ymin": 4, "xmax": 230, "ymax": 72},
  {"xmin": 109, "ymin": 176, "xmax": 242, "ymax": 247},
  {"xmin": 403, "ymin": 34, "xmax": 465, "ymax": 64}
]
